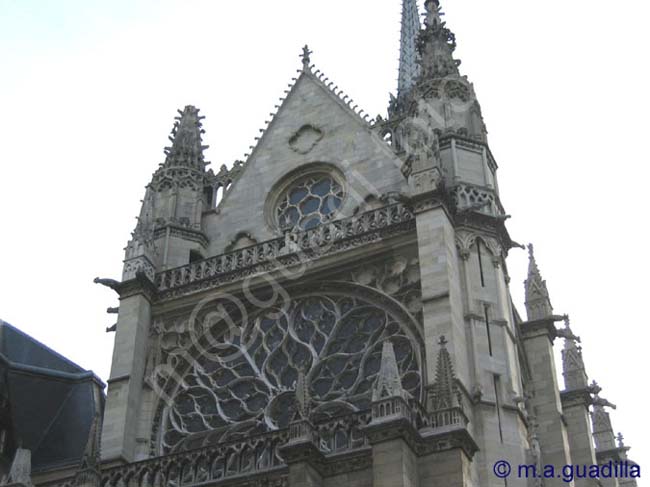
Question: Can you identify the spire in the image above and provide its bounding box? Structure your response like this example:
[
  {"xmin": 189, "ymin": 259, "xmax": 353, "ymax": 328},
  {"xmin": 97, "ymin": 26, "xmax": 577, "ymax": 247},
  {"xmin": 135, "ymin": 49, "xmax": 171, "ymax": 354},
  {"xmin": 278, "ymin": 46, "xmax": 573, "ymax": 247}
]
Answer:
[
  {"xmin": 427, "ymin": 336, "xmax": 467, "ymax": 428},
  {"xmin": 372, "ymin": 340, "xmax": 407, "ymax": 401},
  {"xmin": 162, "ymin": 105, "xmax": 209, "ymax": 171},
  {"xmin": 73, "ymin": 413, "xmax": 102, "ymax": 486},
  {"xmin": 428, "ymin": 336, "xmax": 462, "ymax": 410},
  {"xmin": 418, "ymin": 0, "xmax": 460, "ymax": 79},
  {"xmin": 524, "ymin": 244, "xmax": 554, "ymax": 321},
  {"xmin": 560, "ymin": 317, "xmax": 589, "ymax": 390},
  {"xmin": 397, "ymin": 0, "xmax": 422, "ymax": 99}
]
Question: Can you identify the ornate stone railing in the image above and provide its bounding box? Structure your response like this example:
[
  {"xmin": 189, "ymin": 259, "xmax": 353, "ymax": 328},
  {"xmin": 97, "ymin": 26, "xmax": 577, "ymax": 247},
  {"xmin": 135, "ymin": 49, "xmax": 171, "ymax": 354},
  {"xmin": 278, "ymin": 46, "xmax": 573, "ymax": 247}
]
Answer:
[
  {"xmin": 42, "ymin": 411, "xmax": 377, "ymax": 487},
  {"xmin": 155, "ymin": 203, "xmax": 415, "ymax": 296},
  {"xmin": 312, "ymin": 410, "xmax": 372, "ymax": 453},
  {"xmin": 450, "ymin": 183, "xmax": 505, "ymax": 216}
]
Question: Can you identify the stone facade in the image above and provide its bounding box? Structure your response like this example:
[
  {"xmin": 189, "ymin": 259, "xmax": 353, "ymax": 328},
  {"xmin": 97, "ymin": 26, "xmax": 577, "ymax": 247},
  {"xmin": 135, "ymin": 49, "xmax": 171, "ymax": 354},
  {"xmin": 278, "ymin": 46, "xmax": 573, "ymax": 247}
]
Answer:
[{"xmin": 3, "ymin": 1, "xmax": 639, "ymax": 487}]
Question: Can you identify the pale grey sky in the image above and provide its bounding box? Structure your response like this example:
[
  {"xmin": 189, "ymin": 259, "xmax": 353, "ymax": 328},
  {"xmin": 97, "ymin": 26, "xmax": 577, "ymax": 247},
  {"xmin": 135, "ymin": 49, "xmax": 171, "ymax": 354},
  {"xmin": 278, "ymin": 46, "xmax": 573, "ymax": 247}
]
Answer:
[{"xmin": 0, "ymin": 0, "xmax": 648, "ymax": 468}]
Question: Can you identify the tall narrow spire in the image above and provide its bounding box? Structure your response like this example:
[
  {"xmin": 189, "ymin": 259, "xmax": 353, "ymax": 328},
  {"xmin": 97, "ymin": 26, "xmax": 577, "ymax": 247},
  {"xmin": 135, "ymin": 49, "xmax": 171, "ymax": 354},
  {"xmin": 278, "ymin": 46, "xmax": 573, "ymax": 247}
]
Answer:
[
  {"xmin": 397, "ymin": 0, "xmax": 422, "ymax": 99},
  {"xmin": 524, "ymin": 244, "xmax": 554, "ymax": 321}
]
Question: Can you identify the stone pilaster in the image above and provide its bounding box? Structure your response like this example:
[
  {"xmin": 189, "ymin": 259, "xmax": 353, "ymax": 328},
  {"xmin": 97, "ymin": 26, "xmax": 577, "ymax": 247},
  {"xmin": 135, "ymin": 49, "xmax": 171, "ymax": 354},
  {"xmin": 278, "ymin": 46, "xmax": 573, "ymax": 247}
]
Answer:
[
  {"xmin": 101, "ymin": 274, "xmax": 154, "ymax": 463},
  {"xmin": 559, "ymin": 320, "xmax": 598, "ymax": 487},
  {"xmin": 365, "ymin": 341, "xmax": 419, "ymax": 487},
  {"xmin": 280, "ymin": 420, "xmax": 324, "ymax": 487},
  {"xmin": 560, "ymin": 389, "xmax": 598, "ymax": 487},
  {"xmin": 414, "ymin": 204, "xmax": 469, "ymax": 389},
  {"xmin": 520, "ymin": 317, "xmax": 573, "ymax": 487}
]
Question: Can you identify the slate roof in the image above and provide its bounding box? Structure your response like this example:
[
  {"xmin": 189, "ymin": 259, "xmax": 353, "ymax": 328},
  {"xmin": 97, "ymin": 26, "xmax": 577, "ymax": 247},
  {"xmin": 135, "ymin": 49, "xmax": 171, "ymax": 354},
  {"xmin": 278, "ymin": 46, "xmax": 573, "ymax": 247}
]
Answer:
[{"xmin": 0, "ymin": 320, "xmax": 104, "ymax": 473}]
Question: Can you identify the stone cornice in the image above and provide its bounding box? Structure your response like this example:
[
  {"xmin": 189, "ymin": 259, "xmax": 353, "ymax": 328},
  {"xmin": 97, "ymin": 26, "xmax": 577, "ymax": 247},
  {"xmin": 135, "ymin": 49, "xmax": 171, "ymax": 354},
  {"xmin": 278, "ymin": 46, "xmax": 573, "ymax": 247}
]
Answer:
[
  {"xmin": 561, "ymin": 387, "xmax": 594, "ymax": 408},
  {"xmin": 115, "ymin": 271, "xmax": 158, "ymax": 301},
  {"xmin": 519, "ymin": 315, "xmax": 565, "ymax": 343},
  {"xmin": 280, "ymin": 441, "xmax": 372, "ymax": 478},
  {"xmin": 363, "ymin": 414, "xmax": 479, "ymax": 460},
  {"xmin": 153, "ymin": 224, "xmax": 209, "ymax": 248},
  {"xmin": 438, "ymin": 134, "xmax": 499, "ymax": 172}
]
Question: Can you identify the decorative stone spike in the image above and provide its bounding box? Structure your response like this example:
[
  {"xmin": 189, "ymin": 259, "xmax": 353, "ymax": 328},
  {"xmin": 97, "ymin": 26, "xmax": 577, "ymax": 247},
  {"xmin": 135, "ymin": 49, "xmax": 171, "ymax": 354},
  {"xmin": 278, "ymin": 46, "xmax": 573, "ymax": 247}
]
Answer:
[
  {"xmin": 427, "ymin": 336, "xmax": 468, "ymax": 429},
  {"xmin": 372, "ymin": 340, "xmax": 407, "ymax": 401},
  {"xmin": 293, "ymin": 368, "xmax": 311, "ymax": 421},
  {"xmin": 524, "ymin": 244, "xmax": 554, "ymax": 321}
]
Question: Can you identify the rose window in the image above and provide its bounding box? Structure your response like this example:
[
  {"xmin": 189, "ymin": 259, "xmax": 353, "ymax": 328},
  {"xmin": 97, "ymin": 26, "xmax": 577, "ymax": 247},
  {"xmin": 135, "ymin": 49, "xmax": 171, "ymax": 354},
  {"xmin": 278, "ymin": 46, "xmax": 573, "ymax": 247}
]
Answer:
[
  {"xmin": 162, "ymin": 292, "xmax": 421, "ymax": 452},
  {"xmin": 276, "ymin": 174, "xmax": 344, "ymax": 231}
]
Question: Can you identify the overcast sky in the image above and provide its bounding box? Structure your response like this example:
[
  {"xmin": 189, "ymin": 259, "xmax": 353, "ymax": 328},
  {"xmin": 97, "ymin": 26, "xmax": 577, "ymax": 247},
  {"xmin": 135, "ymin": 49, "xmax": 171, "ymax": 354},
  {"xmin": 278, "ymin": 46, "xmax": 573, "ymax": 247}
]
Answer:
[{"xmin": 1, "ymin": 0, "xmax": 648, "ymax": 466}]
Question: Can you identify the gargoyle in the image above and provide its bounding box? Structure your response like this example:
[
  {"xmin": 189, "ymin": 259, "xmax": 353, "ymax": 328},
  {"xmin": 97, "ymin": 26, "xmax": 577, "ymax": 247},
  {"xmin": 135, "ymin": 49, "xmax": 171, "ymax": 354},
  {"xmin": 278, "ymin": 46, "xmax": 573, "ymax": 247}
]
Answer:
[
  {"xmin": 93, "ymin": 277, "xmax": 120, "ymax": 291},
  {"xmin": 593, "ymin": 394, "xmax": 617, "ymax": 410}
]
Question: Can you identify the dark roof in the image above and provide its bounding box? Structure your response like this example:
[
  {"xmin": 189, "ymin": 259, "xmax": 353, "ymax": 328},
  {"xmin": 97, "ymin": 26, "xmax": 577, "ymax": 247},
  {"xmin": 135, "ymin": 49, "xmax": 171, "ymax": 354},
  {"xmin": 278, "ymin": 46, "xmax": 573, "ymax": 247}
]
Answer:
[{"xmin": 0, "ymin": 320, "xmax": 104, "ymax": 473}]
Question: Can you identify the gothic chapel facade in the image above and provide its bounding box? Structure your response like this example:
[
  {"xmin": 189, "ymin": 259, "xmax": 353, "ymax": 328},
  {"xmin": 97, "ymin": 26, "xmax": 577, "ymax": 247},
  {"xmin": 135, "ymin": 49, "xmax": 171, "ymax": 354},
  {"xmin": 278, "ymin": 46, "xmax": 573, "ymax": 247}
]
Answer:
[{"xmin": 2, "ymin": 1, "xmax": 638, "ymax": 487}]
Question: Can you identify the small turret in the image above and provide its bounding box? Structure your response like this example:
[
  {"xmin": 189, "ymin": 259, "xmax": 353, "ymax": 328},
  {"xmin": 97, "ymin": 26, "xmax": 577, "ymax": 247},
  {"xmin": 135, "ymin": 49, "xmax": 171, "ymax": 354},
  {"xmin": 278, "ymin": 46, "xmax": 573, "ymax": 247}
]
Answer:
[{"xmin": 125, "ymin": 106, "xmax": 212, "ymax": 273}]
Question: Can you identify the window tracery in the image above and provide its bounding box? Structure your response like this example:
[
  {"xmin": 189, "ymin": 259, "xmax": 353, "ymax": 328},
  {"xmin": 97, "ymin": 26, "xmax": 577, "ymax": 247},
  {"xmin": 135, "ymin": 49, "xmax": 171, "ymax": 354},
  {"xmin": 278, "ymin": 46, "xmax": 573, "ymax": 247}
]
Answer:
[
  {"xmin": 161, "ymin": 293, "xmax": 421, "ymax": 453},
  {"xmin": 275, "ymin": 174, "xmax": 344, "ymax": 231}
]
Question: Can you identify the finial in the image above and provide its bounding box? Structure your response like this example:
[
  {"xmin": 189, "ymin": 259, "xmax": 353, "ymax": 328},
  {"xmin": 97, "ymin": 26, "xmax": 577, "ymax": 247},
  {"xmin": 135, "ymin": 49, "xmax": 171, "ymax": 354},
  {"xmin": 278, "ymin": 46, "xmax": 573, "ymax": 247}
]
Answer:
[
  {"xmin": 294, "ymin": 366, "xmax": 311, "ymax": 420},
  {"xmin": 438, "ymin": 335, "xmax": 448, "ymax": 346},
  {"xmin": 424, "ymin": 0, "xmax": 442, "ymax": 27},
  {"xmin": 589, "ymin": 380, "xmax": 602, "ymax": 395},
  {"xmin": 301, "ymin": 44, "xmax": 313, "ymax": 71},
  {"xmin": 617, "ymin": 433, "xmax": 625, "ymax": 448}
]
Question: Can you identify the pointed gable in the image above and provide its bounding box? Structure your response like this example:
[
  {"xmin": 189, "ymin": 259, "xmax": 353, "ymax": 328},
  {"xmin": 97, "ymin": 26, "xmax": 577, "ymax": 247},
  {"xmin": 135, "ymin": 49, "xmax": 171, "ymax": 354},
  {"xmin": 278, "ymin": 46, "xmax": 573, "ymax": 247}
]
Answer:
[{"xmin": 203, "ymin": 67, "xmax": 408, "ymax": 255}]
